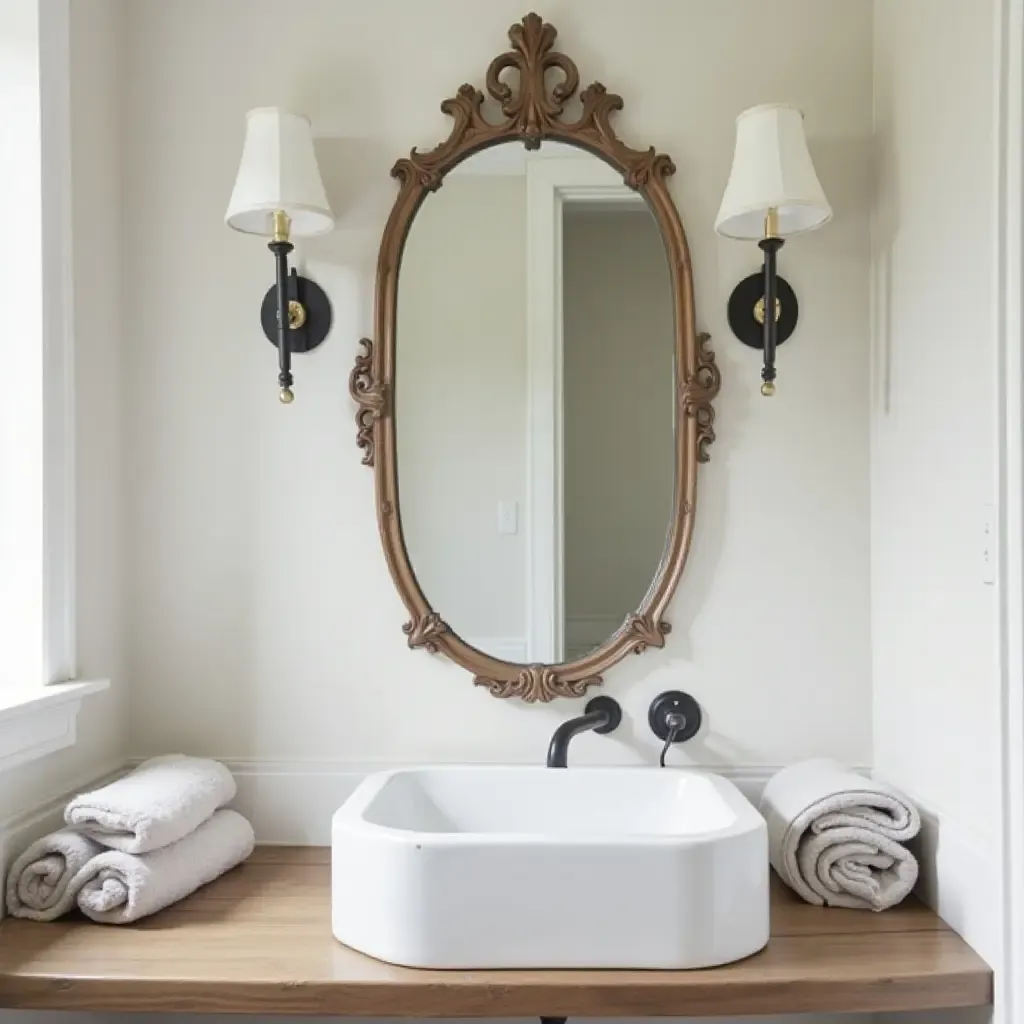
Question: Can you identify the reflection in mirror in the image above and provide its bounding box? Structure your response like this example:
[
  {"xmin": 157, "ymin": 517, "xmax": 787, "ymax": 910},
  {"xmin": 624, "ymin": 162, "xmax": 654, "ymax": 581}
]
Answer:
[{"xmin": 396, "ymin": 142, "xmax": 675, "ymax": 667}]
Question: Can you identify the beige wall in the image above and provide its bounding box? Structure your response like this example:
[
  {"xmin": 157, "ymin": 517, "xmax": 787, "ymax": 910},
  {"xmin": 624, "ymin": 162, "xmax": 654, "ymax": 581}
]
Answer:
[
  {"xmin": 120, "ymin": 0, "xmax": 872, "ymax": 769},
  {"xmin": 870, "ymin": 0, "xmax": 1004, "ymax": 975},
  {"xmin": 563, "ymin": 208, "xmax": 675, "ymax": 658},
  {"xmin": 871, "ymin": 0, "xmax": 999, "ymax": 842},
  {"xmin": 397, "ymin": 175, "xmax": 527, "ymax": 646}
]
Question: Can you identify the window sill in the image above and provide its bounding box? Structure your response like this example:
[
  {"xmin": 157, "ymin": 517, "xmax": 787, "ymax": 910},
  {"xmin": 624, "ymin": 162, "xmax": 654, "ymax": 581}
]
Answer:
[{"xmin": 0, "ymin": 680, "xmax": 109, "ymax": 774}]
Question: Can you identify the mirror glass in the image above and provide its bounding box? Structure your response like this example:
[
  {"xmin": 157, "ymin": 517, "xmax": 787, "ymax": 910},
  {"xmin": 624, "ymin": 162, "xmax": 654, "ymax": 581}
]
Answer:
[{"xmin": 396, "ymin": 141, "xmax": 676, "ymax": 665}]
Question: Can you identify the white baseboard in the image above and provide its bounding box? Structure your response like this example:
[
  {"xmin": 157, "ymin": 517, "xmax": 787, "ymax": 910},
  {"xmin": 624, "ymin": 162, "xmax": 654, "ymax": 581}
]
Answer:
[
  {"xmin": 161, "ymin": 759, "xmax": 851, "ymax": 846},
  {"xmin": 872, "ymin": 774, "xmax": 1001, "ymax": 980},
  {"xmin": 0, "ymin": 758, "xmax": 123, "ymax": 921},
  {"xmin": 7, "ymin": 758, "xmax": 874, "ymax": 850}
]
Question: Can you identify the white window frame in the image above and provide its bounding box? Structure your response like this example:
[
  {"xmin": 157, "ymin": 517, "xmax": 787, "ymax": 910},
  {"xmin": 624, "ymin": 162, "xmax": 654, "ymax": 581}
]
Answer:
[
  {"xmin": 0, "ymin": 0, "xmax": 106, "ymax": 772},
  {"xmin": 40, "ymin": 0, "xmax": 75, "ymax": 684}
]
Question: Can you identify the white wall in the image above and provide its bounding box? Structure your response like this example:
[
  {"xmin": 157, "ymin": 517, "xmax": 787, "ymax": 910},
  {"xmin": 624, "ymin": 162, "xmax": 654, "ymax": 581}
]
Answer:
[
  {"xmin": 397, "ymin": 174, "xmax": 527, "ymax": 648},
  {"xmin": 870, "ymin": 0, "xmax": 1005, "ymax": 990},
  {"xmin": 563, "ymin": 208, "xmax": 675, "ymax": 659},
  {"xmin": 119, "ymin": 0, "xmax": 871, "ymax": 769}
]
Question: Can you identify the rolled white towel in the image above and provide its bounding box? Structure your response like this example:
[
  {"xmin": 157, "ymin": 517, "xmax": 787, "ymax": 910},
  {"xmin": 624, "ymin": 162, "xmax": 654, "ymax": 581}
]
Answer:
[
  {"xmin": 74, "ymin": 808, "xmax": 254, "ymax": 924},
  {"xmin": 759, "ymin": 758, "xmax": 921, "ymax": 911},
  {"xmin": 65, "ymin": 754, "xmax": 236, "ymax": 853},
  {"xmin": 5, "ymin": 829, "xmax": 103, "ymax": 921}
]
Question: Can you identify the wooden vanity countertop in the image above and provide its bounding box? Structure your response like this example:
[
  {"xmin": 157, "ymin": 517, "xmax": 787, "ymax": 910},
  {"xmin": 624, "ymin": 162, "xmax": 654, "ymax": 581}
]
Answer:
[{"xmin": 0, "ymin": 846, "xmax": 992, "ymax": 1017}]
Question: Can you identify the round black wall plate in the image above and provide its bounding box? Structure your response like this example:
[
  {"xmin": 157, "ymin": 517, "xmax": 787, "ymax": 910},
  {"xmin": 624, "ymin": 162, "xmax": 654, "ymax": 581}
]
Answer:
[
  {"xmin": 727, "ymin": 272, "xmax": 798, "ymax": 349},
  {"xmin": 585, "ymin": 695, "xmax": 623, "ymax": 735},
  {"xmin": 261, "ymin": 274, "xmax": 332, "ymax": 353},
  {"xmin": 648, "ymin": 690, "xmax": 702, "ymax": 743}
]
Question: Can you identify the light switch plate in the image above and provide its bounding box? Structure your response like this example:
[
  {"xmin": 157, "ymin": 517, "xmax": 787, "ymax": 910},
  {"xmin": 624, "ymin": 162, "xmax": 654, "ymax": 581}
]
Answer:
[{"xmin": 498, "ymin": 500, "xmax": 518, "ymax": 535}]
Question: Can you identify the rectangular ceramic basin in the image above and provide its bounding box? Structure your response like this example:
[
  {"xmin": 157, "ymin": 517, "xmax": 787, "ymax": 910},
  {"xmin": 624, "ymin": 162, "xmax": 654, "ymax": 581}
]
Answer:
[{"xmin": 331, "ymin": 766, "xmax": 768, "ymax": 969}]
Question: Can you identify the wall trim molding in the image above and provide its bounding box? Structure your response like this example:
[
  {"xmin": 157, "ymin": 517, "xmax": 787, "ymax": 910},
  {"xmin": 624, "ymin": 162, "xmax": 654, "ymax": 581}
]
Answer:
[
  {"xmin": 524, "ymin": 156, "xmax": 632, "ymax": 663},
  {"xmin": 872, "ymin": 773, "xmax": 1003, "ymax": 975},
  {"xmin": 39, "ymin": 0, "xmax": 76, "ymax": 683},
  {"xmin": 0, "ymin": 679, "xmax": 109, "ymax": 774},
  {"xmin": 124, "ymin": 757, "xmax": 870, "ymax": 846},
  {"xmin": 0, "ymin": 757, "xmax": 123, "ymax": 921},
  {"xmin": 997, "ymin": 1, "xmax": 1024, "ymax": 1022}
]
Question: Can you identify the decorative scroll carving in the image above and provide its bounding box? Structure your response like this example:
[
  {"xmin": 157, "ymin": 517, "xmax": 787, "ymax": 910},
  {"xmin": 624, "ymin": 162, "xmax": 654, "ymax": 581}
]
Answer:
[
  {"xmin": 474, "ymin": 667, "xmax": 603, "ymax": 704},
  {"xmin": 390, "ymin": 13, "xmax": 677, "ymax": 198},
  {"xmin": 624, "ymin": 613, "xmax": 672, "ymax": 655},
  {"xmin": 486, "ymin": 15, "xmax": 579, "ymax": 145},
  {"xmin": 402, "ymin": 613, "xmax": 449, "ymax": 654},
  {"xmin": 349, "ymin": 339, "xmax": 386, "ymax": 467},
  {"xmin": 357, "ymin": 13, "xmax": 718, "ymax": 702},
  {"xmin": 681, "ymin": 332, "xmax": 721, "ymax": 463}
]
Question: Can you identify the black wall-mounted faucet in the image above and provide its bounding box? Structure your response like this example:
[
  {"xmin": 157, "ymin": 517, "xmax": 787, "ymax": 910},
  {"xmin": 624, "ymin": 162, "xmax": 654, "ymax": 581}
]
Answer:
[{"xmin": 546, "ymin": 696, "xmax": 622, "ymax": 768}]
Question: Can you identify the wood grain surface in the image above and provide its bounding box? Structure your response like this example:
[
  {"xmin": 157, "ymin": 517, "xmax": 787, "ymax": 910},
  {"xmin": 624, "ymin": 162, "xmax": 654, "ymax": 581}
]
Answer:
[{"xmin": 0, "ymin": 847, "xmax": 992, "ymax": 1017}]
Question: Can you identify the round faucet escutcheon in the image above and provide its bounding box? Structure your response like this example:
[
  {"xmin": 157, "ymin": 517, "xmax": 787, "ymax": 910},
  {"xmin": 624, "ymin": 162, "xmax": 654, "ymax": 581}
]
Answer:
[
  {"xmin": 648, "ymin": 690, "xmax": 702, "ymax": 744},
  {"xmin": 585, "ymin": 695, "xmax": 622, "ymax": 734}
]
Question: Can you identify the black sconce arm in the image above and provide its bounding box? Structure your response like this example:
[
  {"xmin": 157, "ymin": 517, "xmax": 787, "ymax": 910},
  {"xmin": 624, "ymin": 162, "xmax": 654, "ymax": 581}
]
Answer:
[
  {"xmin": 758, "ymin": 236, "xmax": 784, "ymax": 396},
  {"xmin": 269, "ymin": 238, "xmax": 295, "ymax": 403},
  {"xmin": 254, "ymin": 209, "xmax": 333, "ymax": 404}
]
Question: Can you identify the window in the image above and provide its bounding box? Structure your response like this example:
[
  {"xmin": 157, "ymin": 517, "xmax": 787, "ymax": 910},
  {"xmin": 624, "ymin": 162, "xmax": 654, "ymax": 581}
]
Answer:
[{"xmin": 0, "ymin": 0, "xmax": 104, "ymax": 771}]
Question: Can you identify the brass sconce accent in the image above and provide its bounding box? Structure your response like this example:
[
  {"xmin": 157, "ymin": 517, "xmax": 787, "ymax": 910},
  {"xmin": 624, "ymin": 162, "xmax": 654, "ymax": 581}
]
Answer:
[
  {"xmin": 753, "ymin": 295, "xmax": 781, "ymax": 325},
  {"xmin": 258, "ymin": 265, "xmax": 332, "ymax": 400},
  {"xmin": 726, "ymin": 263, "xmax": 799, "ymax": 383}
]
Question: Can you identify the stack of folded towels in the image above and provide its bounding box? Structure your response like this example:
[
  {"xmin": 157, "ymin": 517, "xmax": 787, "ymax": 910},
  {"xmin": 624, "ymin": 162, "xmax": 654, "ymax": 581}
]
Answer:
[
  {"xmin": 760, "ymin": 758, "xmax": 921, "ymax": 911},
  {"xmin": 5, "ymin": 755, "xmax": 254, "ymax": 924}
]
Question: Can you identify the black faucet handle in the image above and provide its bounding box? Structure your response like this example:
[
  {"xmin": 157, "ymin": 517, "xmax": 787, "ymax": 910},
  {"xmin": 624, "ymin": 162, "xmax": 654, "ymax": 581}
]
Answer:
[{"xmin": 648, "ymin": 690, "xmax": 702, "ymax": 743}]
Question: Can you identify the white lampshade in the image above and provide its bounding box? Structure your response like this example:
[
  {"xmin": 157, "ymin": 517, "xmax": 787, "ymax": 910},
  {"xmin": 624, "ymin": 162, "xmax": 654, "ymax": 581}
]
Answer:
[
  {"xmin": 225, "ymin": 107, "xmax": 334, "ymax": 238},
  {"xmin": 715, "ymin": 104, "xmax": 831, "ymax": 240}
]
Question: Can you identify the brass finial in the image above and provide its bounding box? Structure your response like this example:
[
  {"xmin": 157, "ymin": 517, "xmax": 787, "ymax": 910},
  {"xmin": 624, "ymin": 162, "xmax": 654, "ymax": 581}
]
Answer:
[
  {"xmin": 279, "ymin": 387, "xmax": 295, "ymax": 404},
  {"xmin": 761, "ymin": 381, "xmax": 776, "ymax": 397}
]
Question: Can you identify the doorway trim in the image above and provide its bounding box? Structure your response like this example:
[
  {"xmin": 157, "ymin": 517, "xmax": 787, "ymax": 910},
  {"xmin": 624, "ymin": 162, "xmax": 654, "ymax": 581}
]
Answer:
[{"xmin": 523, "ymin": 156, "xmax": 643, "ymax": 663}]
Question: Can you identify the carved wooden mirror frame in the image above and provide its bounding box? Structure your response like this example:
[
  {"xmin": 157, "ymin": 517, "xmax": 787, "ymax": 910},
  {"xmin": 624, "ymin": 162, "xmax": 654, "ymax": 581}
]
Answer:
[{"xmin": 350, "ymin": 12, "xmax": 720, "ymax": 703}]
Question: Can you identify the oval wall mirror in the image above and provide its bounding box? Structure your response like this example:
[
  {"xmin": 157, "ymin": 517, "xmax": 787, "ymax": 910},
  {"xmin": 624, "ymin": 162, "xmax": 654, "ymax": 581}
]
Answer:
[{"xmin": 350, "ymin": 13, "xmax": 720, "ymax": 703}]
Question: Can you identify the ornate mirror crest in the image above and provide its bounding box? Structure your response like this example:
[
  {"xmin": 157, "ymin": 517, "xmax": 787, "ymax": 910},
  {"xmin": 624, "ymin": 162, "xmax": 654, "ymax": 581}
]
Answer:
[{"xmin": 350, "ymin": 12, "xmax": 720, "ymax": 702}]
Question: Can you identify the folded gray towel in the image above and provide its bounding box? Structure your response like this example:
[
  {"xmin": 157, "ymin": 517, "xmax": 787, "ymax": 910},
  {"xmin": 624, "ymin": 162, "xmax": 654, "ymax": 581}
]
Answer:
[
  {"xmin": 5, "ymin": 829, "xmax": 103, "ymax": 920},
  {"xmin": 75, "ymin": 809, "xmax": 255, "ymax": 924},
  {"xmin": 759, "ymin": 758, "xmax": 921, "ymax": 911},
  {"xmin": 65, "ymin": 754, "xmax": 236, "ymax": 853}
]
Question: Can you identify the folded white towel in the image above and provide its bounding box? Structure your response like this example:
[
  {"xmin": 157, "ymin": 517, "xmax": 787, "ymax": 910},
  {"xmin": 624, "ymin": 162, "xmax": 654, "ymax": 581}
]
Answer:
[
  {"xmin": 5, "ymin": 829, "xmax": 103, "ymax": 921},
  {"xmin": 65, "ymin": 754, "xmax": 236, "ymax": 853},
  {"xmin": 74, "ymin": 808, "xmax": 254, "ymax": 924},
  {"xmin": 759, "ymin": 758, "xmax": 921, "ymax": 911}
]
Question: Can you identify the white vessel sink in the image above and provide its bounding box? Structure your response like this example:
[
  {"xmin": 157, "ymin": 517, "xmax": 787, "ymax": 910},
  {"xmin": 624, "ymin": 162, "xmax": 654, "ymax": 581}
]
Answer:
[{"xmin": 331, "ymin": 766, "xmax": 768, "ymax": 970}]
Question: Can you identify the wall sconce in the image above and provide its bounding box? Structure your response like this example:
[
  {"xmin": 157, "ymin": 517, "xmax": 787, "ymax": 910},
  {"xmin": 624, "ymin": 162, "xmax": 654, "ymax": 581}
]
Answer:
[
  {"xmin": 225, "ymin": 108, "xmax": 335, "ymax": 403},
  {"xmin": 715, "ymin": 104, "xmax": 831, "ymax": 396}
]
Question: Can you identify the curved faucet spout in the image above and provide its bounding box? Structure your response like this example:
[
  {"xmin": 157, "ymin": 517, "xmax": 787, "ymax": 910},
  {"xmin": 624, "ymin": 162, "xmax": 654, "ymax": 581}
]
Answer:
[{"xmin": 546, "ymin": 696, "xmax": 622, "ymax": 768}]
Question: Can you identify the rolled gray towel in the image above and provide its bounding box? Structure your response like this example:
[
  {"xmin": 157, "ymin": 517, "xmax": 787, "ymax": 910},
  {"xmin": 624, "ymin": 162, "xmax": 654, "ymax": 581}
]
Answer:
[
  {"xmin": 65, "ymin": 754, "xmax": 236, "ymax": 853},
  {"xmin": 5, "ymin": 829, "xmax": 103, "ymax": 920},
  {"xmin": 759, "ymin": 758, "xmax": 921, "ymax": 911},
  {"xmin": 74, "ymin": 808, "xmax": 255, "ymax": 924}
]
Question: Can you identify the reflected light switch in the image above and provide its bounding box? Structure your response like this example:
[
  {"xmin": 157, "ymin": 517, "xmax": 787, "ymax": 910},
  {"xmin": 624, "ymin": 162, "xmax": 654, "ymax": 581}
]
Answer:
[{"xmin": 498, "ymin": 500, "xmax": 518, "ymax": 535}]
